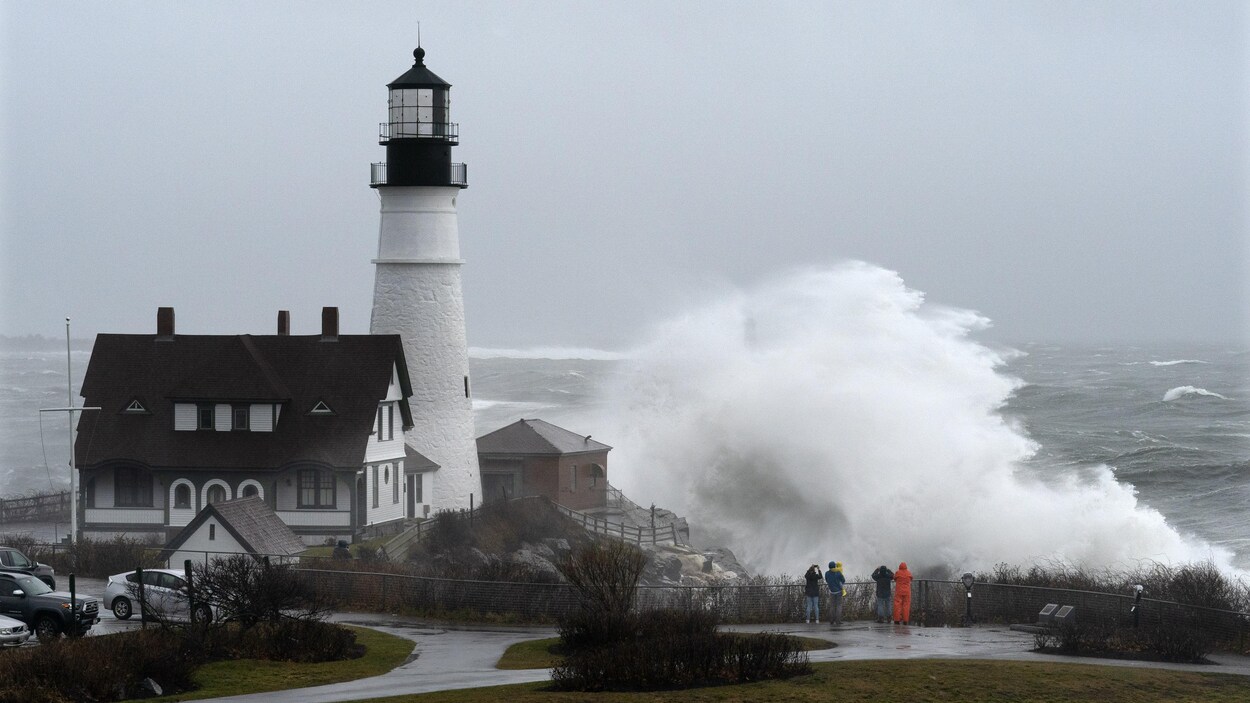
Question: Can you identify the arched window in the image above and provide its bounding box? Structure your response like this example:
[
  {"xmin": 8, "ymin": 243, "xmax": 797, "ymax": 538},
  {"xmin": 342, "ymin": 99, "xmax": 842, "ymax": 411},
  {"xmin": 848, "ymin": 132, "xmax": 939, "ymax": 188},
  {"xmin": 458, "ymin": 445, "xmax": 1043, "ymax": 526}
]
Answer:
[
  {"xmin": 174, "ymin": 484, "xmax": 191, "ymax": 509},
  {"xmin": 242, "ymin": 484, "xmax": 259, "ymax": 498},
  {"xmin": 207, "ymin": 484, "xmax": 226, "ymax": 505}
]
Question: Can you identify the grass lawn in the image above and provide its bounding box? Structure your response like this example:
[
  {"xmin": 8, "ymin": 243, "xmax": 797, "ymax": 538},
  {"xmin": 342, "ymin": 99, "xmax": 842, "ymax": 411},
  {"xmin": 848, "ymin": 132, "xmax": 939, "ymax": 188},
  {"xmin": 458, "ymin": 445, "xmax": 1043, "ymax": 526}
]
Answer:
[
  {"xmin": 497, "ymin": 635, "xmax": 836, "ymax": 670},
  {"xmin": 149, "ymin": 625, "xmax": 413, "ymax": 701},
  {"xmin": 354, "ymin": 659, "xmax": 1250, "ymax": 702}
]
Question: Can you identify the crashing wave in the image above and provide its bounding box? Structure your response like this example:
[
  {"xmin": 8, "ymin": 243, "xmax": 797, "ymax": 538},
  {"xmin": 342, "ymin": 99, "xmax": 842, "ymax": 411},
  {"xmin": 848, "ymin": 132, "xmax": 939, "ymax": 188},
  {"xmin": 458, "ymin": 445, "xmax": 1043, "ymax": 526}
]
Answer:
[
  {"xmin": 602, "ymin": 262, "xmax": 1233, "ymax": 576},
  {"xmin": 1163, "ymin": 386, "xmax": 1229, "ymax": 402}
]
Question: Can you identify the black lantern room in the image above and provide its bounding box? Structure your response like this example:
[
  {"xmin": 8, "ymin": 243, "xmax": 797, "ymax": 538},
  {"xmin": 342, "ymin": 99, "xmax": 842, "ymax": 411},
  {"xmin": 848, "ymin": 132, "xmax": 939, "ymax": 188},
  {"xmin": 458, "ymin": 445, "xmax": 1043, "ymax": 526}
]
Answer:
[{"xmin": 371, "ymin": 47, "xmax": 467, "ymax": 188}]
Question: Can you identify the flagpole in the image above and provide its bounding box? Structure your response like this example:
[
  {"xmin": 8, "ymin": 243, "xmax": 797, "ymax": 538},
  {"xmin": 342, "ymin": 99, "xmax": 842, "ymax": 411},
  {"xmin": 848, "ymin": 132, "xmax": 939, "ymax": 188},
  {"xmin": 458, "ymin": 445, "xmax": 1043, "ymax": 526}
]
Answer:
[{"xmin": 66, "ymin": 319, "xmax": 76, "ymax": 544}]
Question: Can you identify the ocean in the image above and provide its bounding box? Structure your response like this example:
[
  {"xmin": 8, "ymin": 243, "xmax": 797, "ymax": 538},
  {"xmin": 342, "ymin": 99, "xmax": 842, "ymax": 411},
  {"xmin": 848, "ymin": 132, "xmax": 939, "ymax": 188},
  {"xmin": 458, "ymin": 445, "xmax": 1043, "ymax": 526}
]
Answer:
[{"xmin": 2, "ymin": 267, "xmax": 1247, "ymax": 577}]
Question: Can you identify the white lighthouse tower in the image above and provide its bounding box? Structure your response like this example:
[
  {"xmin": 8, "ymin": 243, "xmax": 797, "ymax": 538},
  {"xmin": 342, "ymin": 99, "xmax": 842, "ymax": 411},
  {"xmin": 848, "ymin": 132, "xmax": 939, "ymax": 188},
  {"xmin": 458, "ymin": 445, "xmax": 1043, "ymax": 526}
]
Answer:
[{"xmin": 369, "ymin": 46, "xmax": 479, "ymax": 511}]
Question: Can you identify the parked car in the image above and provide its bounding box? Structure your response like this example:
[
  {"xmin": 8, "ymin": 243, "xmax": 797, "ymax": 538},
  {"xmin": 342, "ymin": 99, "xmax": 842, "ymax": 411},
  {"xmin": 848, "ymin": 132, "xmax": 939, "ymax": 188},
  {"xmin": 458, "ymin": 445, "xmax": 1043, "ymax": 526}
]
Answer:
[
  {"xmin": 0, "ymin": 546, "xmax": 56, "ymax": 589},
  {"xmin": 104, "ymin": 568, "xmax": 212, "ymax": 624},
  {"xmin": 0, "ymin": 613, "xmax": 31, "ymax": 647},
  {"xmin": 0, "ymin": 572, "xmax": 98, "ymax": 640}
]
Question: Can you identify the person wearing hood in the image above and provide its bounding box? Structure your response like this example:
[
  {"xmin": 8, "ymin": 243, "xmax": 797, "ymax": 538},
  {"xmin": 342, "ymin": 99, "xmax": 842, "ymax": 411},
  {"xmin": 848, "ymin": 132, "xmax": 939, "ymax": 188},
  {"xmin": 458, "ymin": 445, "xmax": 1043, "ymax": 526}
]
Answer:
[
  {"xmin": 824, "ymin": 561, "xmax": 847, "ymax": 625},
  {"xmin": 871, "ymin": 564, "xmax": 893, "ymax": 623},
  {"xmin": 893, "ymin": 561, "xmax": 913, "ymax": 625},
  {"xmin": 803, "ymin": 564, "xmax": 822, "ymax": 623}
]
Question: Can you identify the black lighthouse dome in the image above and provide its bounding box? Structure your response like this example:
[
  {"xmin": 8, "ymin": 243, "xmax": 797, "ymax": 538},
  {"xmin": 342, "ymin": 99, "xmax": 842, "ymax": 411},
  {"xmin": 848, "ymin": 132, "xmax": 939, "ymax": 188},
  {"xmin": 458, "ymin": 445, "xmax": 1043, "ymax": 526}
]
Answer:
[{"xmin": 371, "ymin": 47, "xmax": 467, "ymax": 188}]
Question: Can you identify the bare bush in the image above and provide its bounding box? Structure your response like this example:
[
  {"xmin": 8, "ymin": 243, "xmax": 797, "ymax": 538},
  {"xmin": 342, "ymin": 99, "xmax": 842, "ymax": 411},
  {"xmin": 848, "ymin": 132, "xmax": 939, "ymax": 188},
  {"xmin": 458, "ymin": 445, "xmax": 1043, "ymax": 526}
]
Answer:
[
  {"xmin": 193, "ymin": 555, "xmax": 330, "ymax": 629},
  {"xmin": 557, "ymin": 539, "xmax": 647, "ymax": 615}
]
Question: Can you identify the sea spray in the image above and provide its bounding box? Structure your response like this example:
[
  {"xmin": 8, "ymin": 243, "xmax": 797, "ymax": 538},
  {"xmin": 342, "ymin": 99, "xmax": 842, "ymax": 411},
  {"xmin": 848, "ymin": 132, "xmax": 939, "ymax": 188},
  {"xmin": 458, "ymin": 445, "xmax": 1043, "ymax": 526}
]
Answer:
[{"xmin": 602, "ymin": 263, "xmax": 1232, "ymax": 576}]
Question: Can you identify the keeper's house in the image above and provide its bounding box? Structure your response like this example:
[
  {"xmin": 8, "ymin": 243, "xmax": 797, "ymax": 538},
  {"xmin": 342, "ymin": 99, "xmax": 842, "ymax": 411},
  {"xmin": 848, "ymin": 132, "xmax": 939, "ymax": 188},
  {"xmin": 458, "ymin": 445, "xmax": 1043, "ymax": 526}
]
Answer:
[{"xmin": 74, "ymin": 307, "xmax": 436, "ymax": 545}]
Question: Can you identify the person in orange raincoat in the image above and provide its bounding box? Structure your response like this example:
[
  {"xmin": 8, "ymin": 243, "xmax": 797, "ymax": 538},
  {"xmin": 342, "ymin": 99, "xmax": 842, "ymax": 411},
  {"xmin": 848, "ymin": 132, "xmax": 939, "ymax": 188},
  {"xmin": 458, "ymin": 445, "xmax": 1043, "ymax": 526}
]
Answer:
[{"xmin": 892, "ymin": 562, "xmax": 913, "ymax": 624}]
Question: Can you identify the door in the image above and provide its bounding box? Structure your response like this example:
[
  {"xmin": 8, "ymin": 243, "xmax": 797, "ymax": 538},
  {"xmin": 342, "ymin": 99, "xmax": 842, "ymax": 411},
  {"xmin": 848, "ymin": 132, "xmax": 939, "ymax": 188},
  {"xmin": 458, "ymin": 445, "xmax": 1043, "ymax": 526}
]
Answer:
[{"xmin": 406, "ymin": 474, "xmax": 415, "ymax": 519}]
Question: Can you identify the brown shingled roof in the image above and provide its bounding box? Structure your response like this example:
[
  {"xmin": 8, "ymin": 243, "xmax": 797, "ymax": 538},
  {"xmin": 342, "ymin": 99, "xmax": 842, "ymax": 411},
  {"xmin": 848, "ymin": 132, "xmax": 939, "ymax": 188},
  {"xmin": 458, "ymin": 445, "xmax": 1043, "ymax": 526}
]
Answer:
[
  {"xmin": 75, "ymin": 333, "xmax": 413, "ymax": 471},
  {"xmin": 163, "ymin": 495, "xmax": 306, "ymax": 558},
  {"xmin": 476, "ymin": 418, "xmax": 612, "ymax": 456}
]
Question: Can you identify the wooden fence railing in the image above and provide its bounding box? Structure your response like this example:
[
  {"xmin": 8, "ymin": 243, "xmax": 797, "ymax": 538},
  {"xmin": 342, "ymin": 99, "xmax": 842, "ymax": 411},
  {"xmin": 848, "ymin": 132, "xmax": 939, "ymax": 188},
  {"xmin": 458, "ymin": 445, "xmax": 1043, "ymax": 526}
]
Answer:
[
  {"xmin": 381, "ymin": 495, "xmax": 686, "ymax": 561},
  {"xmin": 551, "ymin": 502, "xmax": 683, "ymax": 545},
  {"xmin": 0, "ymin": 491, "xmax": 70, "ymax": 524}
]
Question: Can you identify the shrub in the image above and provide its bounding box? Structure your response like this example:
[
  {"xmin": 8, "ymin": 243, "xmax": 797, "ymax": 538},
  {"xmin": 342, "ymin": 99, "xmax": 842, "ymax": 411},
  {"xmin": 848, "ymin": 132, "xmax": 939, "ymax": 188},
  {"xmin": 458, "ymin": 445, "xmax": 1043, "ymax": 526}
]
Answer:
[
  {"xmin": 551, "ymin": 609, "xmax": 810, "ymax": 691},
  {"xmin": 0, "ymin": 628, "xmax": 203, "ymax": 703},
  {"xmin": 1033, "ymin": 620, "xmax": 1212, "ymax": 664},
  {"xmin": 229, "ymin": 619, "xmax": 364, "ymax": 662},
  {"xmin": 2, "ymin": 533, "xmax": 162, "ymax": 578}
]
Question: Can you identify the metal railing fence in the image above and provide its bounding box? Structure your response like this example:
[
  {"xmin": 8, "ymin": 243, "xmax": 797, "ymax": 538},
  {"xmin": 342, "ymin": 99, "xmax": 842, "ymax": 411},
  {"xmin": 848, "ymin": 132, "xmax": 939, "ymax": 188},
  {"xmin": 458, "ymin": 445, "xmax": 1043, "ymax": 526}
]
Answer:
[{"xmin": 295, "ymin": 568, "xmax": 1250, "ymax": 649}]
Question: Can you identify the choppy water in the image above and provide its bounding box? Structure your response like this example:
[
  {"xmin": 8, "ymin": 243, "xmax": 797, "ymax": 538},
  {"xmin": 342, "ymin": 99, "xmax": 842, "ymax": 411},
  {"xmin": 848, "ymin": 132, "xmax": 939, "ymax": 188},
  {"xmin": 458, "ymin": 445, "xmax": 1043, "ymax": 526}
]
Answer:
[{"xmin": 3, "ymin": 286, "xmax": 1246, "ymax": 575}]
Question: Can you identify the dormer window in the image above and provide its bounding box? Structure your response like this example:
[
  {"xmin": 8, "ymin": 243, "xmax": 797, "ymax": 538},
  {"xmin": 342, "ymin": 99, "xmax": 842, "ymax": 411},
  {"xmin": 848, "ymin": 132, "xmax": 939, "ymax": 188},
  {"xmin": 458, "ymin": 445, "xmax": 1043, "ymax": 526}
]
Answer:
[
  {"xmin": 310, "ymin": 400, "xmax": 334, "ymax": 415},
  {"xmin": 232, "ymin": 405, "xmax": 249, "ymax": 431},
  {"xmin": 376, "ymin": 403, "xmax": 394, "ymax": 441}
]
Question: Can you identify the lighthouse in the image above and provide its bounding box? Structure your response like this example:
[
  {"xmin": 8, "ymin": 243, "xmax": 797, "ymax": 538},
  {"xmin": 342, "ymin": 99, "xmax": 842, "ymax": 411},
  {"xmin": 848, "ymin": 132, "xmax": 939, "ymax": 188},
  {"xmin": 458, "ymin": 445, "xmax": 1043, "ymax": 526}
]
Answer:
[{"xmin": 369, "ymin": 46, "xmax": 479, "ymax": 511}]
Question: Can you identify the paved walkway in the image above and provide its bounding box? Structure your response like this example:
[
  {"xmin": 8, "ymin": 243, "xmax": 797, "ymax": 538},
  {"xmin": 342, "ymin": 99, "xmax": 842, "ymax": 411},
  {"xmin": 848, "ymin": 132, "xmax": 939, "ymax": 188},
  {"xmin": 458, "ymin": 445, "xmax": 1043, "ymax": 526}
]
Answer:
[{"xmin": 196, "ymin": 615, "xmax": 1250, "ymax": 702}]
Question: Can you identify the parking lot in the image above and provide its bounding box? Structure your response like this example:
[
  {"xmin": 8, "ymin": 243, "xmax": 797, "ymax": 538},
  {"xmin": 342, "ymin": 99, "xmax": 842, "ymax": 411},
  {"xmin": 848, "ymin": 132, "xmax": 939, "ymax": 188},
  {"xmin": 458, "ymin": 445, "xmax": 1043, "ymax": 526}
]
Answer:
[{"xmin": 5, "ymin": 576, "xmax": 144, "ymax": 647}]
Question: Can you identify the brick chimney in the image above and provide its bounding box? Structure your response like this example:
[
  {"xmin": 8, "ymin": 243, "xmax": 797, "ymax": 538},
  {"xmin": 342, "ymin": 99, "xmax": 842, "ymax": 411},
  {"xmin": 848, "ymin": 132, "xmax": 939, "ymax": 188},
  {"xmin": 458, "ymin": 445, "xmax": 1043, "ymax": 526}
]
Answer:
[
  {"xmin": 321, "ymin": 307, "xmax": 339, "ymax": 341},
  {"xmin": 277, "ymin": 310, "xmax": 290, "ymax": 336},
  {"xmin": 157, "ymin": 307, "xmax": 175, "ymax": 338}
]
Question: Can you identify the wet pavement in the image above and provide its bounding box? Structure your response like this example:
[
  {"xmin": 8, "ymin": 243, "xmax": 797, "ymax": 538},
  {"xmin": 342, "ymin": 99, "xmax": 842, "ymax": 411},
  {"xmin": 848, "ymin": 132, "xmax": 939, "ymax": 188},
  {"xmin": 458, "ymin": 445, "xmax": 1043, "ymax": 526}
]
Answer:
[
  {"xmin": 195, "ymin": 615, "xmax": 1250, "ymax": 703},
  {"xmin": 25, "ymin": 582, "xmax": 1250, "ymax": 700}
]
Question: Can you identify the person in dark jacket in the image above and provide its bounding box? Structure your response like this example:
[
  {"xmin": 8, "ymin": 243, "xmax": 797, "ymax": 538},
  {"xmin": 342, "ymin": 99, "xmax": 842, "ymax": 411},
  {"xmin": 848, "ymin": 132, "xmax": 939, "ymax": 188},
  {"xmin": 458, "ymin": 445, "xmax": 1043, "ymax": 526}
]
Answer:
[
  {"xmin": 803, "ymin": 564, "xmax": 822, "ymax": 623},
  {"xmin": 871, "ymin": 565, "xmax": 893, "ymax": 623},
  {"xmin": 332, "ymin": 540, "xmax": 353, "ymax": 560},
  {"xmin": 824, "ymin": 561, "xmax": 847, "ymax": 625}
]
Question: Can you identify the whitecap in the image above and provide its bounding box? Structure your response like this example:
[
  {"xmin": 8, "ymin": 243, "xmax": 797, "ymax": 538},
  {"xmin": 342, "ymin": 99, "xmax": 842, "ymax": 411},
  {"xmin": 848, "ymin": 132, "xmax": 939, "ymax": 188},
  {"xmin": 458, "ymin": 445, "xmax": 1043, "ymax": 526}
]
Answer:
[
  {"xmin": 1150, "ymin": 359, "xmax": 1209, "ymax": 366},
  {"xmin": 1162, "ymin": 386, "xmax": 1229, "ymax": 402},
  {"xmin": 469, "ymin": 346, "xmax": 628, "ymax": 361}
]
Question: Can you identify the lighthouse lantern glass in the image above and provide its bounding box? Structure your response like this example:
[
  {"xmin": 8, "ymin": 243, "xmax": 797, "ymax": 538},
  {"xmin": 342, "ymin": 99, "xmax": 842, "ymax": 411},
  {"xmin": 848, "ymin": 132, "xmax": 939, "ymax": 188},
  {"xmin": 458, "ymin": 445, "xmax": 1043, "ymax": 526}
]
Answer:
[{"xmin": 389, "ymin": 87, "xmax": 449, "ymax": 138}]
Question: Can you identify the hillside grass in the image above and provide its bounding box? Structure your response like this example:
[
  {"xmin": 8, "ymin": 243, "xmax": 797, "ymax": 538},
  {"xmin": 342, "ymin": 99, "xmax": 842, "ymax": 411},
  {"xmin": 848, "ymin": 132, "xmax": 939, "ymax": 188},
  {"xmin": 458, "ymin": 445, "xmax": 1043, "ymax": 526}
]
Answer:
[{"xmin": 355, "ymin": 659, "xmax": 1250, "ymax": 702}]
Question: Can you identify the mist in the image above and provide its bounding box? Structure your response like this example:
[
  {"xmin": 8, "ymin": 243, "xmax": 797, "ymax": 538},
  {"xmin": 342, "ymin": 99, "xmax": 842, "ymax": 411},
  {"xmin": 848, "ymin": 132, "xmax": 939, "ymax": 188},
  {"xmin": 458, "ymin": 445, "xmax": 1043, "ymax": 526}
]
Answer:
[{"xmin": 602, "ymin": 263, "xmax": 1232, "ymax": 576}]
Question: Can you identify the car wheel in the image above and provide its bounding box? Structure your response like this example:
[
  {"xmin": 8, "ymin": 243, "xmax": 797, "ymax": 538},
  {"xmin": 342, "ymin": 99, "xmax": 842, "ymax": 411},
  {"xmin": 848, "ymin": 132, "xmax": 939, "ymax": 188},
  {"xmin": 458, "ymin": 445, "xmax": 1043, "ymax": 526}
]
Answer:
[
  {"xmin": 191, "ymin": 603, "xmax": 212, "ymax": 625},
  {"xmin": 112, "ymin": 596, "xmax": 133, "ymax": 620},
  {"xmin": 34, "ymin": 615, "xmax": 61, "ymax": 641}
]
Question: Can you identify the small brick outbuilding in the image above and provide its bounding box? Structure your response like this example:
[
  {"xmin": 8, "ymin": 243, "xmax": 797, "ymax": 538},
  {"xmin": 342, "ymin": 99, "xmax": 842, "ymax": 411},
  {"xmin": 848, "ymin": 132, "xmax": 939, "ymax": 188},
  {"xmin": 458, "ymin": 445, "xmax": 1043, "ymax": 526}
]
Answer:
[{"xmin": 476, "ymin": 419, "xmax": 610, "ymax": 511}]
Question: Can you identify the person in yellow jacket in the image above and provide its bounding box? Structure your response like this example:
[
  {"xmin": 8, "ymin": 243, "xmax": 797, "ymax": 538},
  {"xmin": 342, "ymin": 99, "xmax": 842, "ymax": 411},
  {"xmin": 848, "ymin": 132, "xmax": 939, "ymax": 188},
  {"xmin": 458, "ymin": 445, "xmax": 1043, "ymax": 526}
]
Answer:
[
  {"xmin": 824, "ymin": 561, "xmax": 846, "ymax": 625},
  {"xmin": 893, "ymin": 562, "xmax": 914, "ymax": 624}
]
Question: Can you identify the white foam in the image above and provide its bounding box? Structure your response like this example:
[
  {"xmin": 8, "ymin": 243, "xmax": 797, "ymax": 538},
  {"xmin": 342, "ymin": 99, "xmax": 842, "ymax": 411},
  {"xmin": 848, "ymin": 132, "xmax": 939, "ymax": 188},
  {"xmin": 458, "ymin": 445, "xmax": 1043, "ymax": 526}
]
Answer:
[
  {"xmin": 601, "ymin": 262, "xmax": 1234, "ymax": 576},
  {"xmin": 1162, "ymin": 386, "xmax": 1229, "ymax": 402},
  {"xmin": 1150, "ymin": 359, "xmax": 1209, "ymax": 366},
  {"xmin": 469, "ymin": 346, "xmax": 628, "ymax": 361}
]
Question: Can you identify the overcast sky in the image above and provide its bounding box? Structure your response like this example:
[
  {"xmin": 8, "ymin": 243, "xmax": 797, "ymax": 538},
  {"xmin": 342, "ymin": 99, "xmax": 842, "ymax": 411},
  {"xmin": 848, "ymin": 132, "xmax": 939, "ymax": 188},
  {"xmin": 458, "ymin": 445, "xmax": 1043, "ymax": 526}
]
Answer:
[{"xmin": 2, "ymin": 1, "xmax": 1246, "ymax": 349}]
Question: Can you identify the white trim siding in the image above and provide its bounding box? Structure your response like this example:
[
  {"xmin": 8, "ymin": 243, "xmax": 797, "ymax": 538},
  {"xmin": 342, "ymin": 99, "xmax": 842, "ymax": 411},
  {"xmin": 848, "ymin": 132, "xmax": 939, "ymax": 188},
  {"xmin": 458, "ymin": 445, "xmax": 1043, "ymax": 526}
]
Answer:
[
  {"xmin": 249, "ymin": 404, "xmax": 274, "ymax": 432},
  {"xmin": 214, "ymin": 404, "xmax": 231, "ymax": 432},
  {"xmin": 277, "ymin": 510, "xmax": 352, "ymax": 527},
  {"xmin": 175, "ymin": 403, "xmax": 197, "ymax": 431},
  {"xmin": 85, "ymin": 508, "xmax": 165, "ymax": 524}
]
